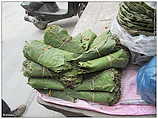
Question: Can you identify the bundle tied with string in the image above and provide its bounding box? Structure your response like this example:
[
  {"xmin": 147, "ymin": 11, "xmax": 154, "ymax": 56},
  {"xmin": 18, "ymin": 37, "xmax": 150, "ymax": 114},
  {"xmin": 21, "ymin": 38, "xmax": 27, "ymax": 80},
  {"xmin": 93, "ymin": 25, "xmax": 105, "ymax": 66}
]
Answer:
[
  {"xmin": 23, "ymin": 60, "xmax": 58, "ymax": 78},
  {"xmin": 79, "ymin": 47, "xmax": 130, "ymax": 73},
  {"xmin": 74, "ymin": 31, "xmax": 121, "ymax": 62},
  {"xmin": 44, "ymin": 25, "xmax": 97, "ymax": 54},
  {"xmin": 23, "ymin": 40, "xmax": 77, "ymax": 73}
]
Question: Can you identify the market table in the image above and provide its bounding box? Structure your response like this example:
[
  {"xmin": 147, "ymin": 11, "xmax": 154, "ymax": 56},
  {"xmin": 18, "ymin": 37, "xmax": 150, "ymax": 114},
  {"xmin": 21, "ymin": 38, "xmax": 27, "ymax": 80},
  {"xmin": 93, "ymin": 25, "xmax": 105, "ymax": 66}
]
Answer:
[{"xmin": 37, "ymin": 2, "xmax": 156, "ymax": 117}]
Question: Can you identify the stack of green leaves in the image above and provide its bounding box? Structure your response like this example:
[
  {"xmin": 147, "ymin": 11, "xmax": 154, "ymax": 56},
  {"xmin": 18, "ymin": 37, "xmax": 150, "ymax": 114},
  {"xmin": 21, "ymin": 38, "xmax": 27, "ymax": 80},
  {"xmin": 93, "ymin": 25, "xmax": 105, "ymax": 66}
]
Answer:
[
  {"xmin": 117, "ymin": 2, "xmax": 156, "ymax": 36},
  {"xmin": 22, "ymin": 25, "xmax": 130, "ymax": 105}
]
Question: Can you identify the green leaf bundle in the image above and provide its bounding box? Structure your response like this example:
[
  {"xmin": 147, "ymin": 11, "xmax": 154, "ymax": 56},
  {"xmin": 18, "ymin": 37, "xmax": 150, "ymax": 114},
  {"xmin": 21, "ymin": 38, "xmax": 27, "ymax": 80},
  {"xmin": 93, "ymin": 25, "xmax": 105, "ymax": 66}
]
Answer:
[
  {"xmin": 44, "ymin": 25, "xmax": 97, "ymax": 54},
  {"xmin": 23, "ymin": 40, "xmax": 77, "ymax": 73},
  {"xmin": 79, "ymin": 48, "xmax": 130, "ymax": 72}
]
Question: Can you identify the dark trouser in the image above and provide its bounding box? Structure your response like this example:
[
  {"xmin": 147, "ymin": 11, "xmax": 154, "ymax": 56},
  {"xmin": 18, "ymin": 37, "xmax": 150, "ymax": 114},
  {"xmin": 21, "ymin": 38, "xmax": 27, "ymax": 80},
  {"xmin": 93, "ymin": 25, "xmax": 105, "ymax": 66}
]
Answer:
[{"xmin": 2, "ymin": 99, "xmax": 14, "ymax": 117}]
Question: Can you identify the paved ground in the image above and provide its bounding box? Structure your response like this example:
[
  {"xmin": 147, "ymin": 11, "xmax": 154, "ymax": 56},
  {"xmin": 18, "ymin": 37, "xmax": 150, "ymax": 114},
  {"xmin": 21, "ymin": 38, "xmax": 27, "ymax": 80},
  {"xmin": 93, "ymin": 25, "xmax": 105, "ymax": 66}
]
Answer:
[{"xmin": 2, "ymin": 2, "xmax": 78, "ymax": 117}]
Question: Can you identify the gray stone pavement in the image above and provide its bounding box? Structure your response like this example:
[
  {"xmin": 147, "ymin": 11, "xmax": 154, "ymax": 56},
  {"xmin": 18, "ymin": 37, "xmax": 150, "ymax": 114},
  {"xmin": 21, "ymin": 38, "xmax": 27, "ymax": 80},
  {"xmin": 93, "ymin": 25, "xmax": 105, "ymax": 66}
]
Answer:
[{"xmin": 2, "ymin": 2, "xmax": 78, "ymax": 117}]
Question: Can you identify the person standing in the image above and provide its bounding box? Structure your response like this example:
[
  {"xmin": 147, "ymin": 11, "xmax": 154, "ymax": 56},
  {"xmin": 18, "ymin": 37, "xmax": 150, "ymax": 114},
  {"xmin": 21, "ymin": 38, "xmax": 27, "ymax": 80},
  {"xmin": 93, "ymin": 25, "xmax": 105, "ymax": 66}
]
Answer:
[{"xmin": 2, "ymin": 99, "xmax": 26, "ymax": 117}]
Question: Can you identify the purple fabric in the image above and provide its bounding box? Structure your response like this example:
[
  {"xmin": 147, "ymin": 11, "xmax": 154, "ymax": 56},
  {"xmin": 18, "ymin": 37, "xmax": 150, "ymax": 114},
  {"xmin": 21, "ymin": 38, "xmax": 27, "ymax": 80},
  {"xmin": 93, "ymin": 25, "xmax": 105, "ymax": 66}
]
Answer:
[{"xmin": 37, "ymin": 66, "xmax": 156, "ymax": 115}]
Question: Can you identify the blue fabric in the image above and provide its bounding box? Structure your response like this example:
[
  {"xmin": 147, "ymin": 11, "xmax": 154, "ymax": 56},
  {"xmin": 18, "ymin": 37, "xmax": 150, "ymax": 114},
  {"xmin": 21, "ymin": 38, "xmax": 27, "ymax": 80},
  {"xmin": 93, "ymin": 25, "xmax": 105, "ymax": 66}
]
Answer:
[{"xmin": 136, "ymin": 56, "xmax": 156, "ymax": 105}]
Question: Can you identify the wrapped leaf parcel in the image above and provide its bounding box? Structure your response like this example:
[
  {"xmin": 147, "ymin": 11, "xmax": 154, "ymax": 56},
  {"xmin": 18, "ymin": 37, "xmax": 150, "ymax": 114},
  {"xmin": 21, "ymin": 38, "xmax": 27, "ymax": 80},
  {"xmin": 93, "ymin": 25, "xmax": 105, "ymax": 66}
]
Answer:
[
  {"xmin": 44, "ymin": 25, "xmax": 71, "ymax": 48},
  {"xmin": 37, "ymin": 89, "xmax": 75, "ymax": 102},
  {"xmin": 44, "ymin": 25, "xmax": 97, "ymax": 54},
  {"xmin": 75, "ymin": 29, "xmax": 97, "ymax": 51},
  {"xmin": 23, "ymin": 60, "xmax": 58, "ymax": 78},
  {"xmin": 23, "ymin": 40, "xmax": 77, "ymax": 73},
  {"xmin": 28, "ymin": 78, "xmax": 64, "ymax": 90},
  {"xmin": 79, "ymin": 48, "xmax": 130, "ymax": 72},
  {"xmin": 22, "ymin": 25, "xmax": 131, "ymax": 105},
  {"xmin": 68, "ymin": 90, "xmax": 121, "ymax": 105},
  {"xmin": 75, "ymin": 31, "xmax": 120, "ymax": 62},
  {"xmin": 75, "ymin": 69, "xmax": 121, "ymax": 92}
]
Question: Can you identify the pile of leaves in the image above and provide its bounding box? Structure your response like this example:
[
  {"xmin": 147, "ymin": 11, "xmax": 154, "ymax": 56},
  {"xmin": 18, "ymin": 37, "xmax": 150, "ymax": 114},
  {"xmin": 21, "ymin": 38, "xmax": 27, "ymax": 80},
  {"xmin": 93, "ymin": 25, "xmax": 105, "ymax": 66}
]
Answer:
[
  {"xmin": 117, "ymin": 2, "xmax": 156, "ymax": 36},
  {"xmin": 22, "ymin": 25, "xmax": 130, "ymax": 105}
]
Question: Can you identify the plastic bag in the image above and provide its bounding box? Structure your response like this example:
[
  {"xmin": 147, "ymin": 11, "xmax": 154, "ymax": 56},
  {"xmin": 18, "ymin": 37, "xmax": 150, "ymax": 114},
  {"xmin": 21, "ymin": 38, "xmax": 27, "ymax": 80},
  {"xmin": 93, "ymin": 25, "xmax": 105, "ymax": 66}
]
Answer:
[
  {"xmin": 130, "ymin": 51, "xmax": 152, "ymax": 66},
  {"xmin": 136, "ymin": 56, "xmax": 156, "ymax": 105},
  {"xmin": 110, "ymin": 2, "xmax": 156, "ymax": 59},
  {"xmin": 145, "ymin": 1, "xmax": 157, "ymax": 9},
  {"xmin": 110, "ymin": 18, "xmax": 156, "ymax": 57}
]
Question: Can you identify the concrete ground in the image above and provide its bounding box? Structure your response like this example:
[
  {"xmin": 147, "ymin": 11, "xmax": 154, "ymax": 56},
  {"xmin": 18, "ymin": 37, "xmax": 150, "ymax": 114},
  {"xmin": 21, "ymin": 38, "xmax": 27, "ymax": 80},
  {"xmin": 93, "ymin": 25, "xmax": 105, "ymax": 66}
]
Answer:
[{"xmin": 2, "ymin": 2, "xmax": 78, "ymax": 117}]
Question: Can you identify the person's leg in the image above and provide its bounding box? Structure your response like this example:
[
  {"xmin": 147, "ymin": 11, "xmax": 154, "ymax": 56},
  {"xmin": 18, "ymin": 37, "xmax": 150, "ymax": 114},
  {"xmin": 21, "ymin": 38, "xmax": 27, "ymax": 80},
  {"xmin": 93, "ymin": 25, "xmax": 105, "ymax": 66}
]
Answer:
[
  {"xmin": 2, "ymin": 99, "xmax": 14, "ymax": 117},
  {"xmin": 12, "ymin": 105, "xmax": 26, "ymax": 117},
  {"xmin": 44, "ymin": 2, "xmax": 59, "ymax": 12},
  {"xmin": 2, "ymin": 99, "xmax": 26, "ymax": 117}
]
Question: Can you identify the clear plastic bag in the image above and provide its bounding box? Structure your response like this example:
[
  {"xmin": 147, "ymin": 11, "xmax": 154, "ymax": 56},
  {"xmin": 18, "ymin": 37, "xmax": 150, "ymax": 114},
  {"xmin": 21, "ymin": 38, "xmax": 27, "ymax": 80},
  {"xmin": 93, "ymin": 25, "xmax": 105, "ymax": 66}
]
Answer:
[
  {"xmin": 110, "ymin": 18, "xmax": 156, "ymax": 65},
  {"xmin": 110, "ymin": 18, "xmax": 156, "ymax": 57},
  {"xmin": 145, "ymin": 1, "xmax": 157, "ymax": 9}
]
